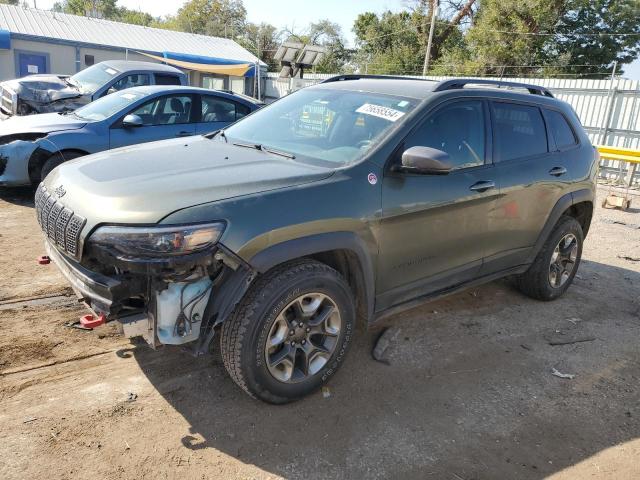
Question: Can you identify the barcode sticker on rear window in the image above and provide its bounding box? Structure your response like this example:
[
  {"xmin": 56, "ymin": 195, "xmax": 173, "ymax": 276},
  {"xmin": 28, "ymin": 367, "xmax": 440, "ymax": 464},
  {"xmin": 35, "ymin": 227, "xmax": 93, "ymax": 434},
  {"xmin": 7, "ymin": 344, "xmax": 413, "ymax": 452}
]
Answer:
[{"xmin": 356, "ymin": 103, "xmax": 405, "ymax": 122}]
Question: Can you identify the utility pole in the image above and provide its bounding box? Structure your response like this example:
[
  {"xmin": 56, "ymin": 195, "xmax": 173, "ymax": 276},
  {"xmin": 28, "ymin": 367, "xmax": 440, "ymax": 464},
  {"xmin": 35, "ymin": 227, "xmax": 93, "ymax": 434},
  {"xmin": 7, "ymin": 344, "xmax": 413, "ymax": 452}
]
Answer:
[{"xmin": 422, "ymin": 0, "xmax": 438, "ymax": 76}]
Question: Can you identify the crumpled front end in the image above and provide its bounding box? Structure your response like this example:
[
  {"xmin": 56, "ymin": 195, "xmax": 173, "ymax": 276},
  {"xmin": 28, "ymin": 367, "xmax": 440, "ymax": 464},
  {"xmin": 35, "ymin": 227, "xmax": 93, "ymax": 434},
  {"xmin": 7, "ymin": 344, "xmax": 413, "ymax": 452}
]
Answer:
[
  {"xmin": 35, "ymin": 183, "xmax": 254, "ymax": 354},
  {"xmin": 0, "ymin": 78, "xmax": 87, "ymax": 116}
]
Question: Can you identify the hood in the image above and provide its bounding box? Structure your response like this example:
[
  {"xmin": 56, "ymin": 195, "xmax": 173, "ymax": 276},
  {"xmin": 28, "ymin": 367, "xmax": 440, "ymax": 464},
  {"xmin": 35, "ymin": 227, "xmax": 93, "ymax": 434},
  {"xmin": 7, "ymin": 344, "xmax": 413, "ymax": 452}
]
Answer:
[
  {"xmin": 3, "ymin": 75, "xmax": 82, "ymax": 105},
  {"xmin": 44, "ymin": 136, "xmax": 334, "ymax": 227},
  {"xmin": 0, "ymin": 112, "xmax": 87, "ymax": 136}
]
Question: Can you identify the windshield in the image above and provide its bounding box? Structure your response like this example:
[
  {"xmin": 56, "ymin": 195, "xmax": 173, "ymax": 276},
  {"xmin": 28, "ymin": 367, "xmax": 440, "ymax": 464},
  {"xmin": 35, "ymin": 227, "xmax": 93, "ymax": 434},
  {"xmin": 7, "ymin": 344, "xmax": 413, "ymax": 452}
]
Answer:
[
  {"xmin": 73, "ymin": 90, "xmax": 147, "ymax": 121},
  {"xmin": 69, "ymin": 64, "xmax": 120, "ymax": 93},
  {"xmin": 222, "ymin": 88, "xmax": 419, "ymax": 167}
]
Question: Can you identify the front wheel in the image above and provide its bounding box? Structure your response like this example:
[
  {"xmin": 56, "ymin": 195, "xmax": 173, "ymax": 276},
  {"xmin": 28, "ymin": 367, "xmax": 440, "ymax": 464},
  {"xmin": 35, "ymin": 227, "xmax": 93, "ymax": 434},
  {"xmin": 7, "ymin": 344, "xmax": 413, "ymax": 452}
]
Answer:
[
  {"xmin": 515, "ymin": 215, "xmax": 583, "ymax": 301},
  {"xmin": 220, "ymin": 259, "xmax": 355, "ymax": 404}
]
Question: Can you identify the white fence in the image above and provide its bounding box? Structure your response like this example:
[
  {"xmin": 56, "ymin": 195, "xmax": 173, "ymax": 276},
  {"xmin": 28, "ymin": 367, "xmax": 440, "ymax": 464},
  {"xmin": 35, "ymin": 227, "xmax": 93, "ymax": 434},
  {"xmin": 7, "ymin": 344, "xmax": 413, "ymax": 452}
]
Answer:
[{"xmin": 265, "ymin": 73, "xmax": 640, "ymax": 183}]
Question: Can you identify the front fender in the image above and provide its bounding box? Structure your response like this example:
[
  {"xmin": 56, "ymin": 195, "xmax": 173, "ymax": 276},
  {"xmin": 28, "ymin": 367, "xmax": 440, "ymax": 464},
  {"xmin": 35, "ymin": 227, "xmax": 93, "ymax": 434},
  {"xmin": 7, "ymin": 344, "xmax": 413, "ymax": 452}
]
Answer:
[{"xmin": 248, "ymin": 231, "xmax": 376, "ymax": 322}]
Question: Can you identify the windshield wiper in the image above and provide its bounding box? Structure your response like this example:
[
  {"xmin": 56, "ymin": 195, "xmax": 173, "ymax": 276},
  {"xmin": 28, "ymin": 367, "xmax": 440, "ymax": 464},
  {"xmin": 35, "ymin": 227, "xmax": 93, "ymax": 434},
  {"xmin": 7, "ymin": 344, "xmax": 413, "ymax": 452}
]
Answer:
[
  {"xmin": 204, "ymin": 129, "xmax": 228, "ymax": 142},
  {"xmin": 65, "ymin": 77, "xmax": 80, "ymax": 89},
  {"xmin": 261, "ymin": 145, "xmax": 296, "ymax": 159},
  {"xmin": 232, "ymin": 141, "xmax": 296, "ymax": 159}
]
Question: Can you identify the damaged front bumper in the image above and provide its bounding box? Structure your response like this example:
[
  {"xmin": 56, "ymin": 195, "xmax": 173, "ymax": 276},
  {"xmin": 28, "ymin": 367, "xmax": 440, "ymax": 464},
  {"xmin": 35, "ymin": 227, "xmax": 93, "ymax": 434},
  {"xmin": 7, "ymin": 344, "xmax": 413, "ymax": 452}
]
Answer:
[
  {"xmin": 45, "ymin": 239, "xmax": 255, "ymax": 355},
  {"xmin": 0, "ymin": 140, "xmax": 38, "ymax": 186}
]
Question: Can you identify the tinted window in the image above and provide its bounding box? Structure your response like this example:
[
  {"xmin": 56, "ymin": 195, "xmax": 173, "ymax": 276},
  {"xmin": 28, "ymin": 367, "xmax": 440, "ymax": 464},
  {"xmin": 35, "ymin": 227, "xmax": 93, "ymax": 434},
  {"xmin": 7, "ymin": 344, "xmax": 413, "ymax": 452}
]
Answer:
[
  {"xmin": 155, "ymin": 74, "xmax": 182, "ymax": 86},
  {"xmin": 201, "ymin": 96, "xmax": 250, "ymax": 123},
  {"xmin": 546, "ymin": 109, "xmax": 577, "ymax": 148},
  {"xmin": 406, "ymin": 100, "xmax": 486, "ymax": 169},
  {"xmin": 111, "ymin": 74, "xmax": 151, "ymax": 92},
  {"xmin": 493, "ymin": 103, "xmax": 547, "ymax": 161},
  {"xmin": 129, "ymin": 95, "xmax": 192, "ymax": 126}
]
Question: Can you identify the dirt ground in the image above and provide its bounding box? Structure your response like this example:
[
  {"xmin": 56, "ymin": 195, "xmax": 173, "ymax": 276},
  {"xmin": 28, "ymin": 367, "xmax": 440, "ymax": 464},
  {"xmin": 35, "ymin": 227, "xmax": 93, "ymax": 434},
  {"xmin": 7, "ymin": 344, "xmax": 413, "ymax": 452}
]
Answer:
[{"xmin": 1, "ymin": 185, "xmax": 639, "ymax": 480}]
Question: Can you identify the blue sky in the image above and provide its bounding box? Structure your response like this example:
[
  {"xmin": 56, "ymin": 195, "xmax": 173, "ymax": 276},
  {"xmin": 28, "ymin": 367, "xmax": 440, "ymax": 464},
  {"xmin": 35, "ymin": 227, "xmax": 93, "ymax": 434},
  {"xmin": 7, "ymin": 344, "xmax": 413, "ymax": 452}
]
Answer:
[{"xmin": 31, "ymin": 0, "xmax": 640, "ymax": 79}]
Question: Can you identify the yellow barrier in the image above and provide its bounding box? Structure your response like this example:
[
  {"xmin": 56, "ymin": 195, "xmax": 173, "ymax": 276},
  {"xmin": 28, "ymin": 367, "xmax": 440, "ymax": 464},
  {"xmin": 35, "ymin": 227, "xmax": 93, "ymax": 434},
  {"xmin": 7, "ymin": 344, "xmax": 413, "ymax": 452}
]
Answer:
[{"xmin": 595, "ymin": 145, "xmax": 640, "ymax": 164}]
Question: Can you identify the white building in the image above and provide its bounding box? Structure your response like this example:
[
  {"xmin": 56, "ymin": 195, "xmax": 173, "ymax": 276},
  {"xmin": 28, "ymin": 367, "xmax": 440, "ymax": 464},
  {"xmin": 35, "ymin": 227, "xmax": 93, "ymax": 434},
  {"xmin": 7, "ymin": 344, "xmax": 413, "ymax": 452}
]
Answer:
[{"xmin": 0, "ymin": 4, "xmax": 265, "ymax": 95}]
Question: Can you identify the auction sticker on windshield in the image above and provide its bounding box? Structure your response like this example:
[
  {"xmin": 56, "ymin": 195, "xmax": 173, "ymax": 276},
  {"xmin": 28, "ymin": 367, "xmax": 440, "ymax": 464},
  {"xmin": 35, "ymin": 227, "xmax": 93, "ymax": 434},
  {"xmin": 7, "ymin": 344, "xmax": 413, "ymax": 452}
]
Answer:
[{"xmin": 356, "ymin": 103, "xmax": 405, "ymax": 122}]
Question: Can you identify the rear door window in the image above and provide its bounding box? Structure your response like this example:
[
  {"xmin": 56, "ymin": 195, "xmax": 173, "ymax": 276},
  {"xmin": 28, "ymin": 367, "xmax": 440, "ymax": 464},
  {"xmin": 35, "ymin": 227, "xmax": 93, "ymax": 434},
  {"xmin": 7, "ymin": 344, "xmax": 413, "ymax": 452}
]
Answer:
[
  {"xmin": 545, "ymin": 109, "xmax": 577, "ymax": 149},
  {"xmin": 492, "ymin": 102, "xmax": 548, "ymax": 162},
  {"xmin": 201, "ymin": 96, "xmax": 249, "ymax": 123}
]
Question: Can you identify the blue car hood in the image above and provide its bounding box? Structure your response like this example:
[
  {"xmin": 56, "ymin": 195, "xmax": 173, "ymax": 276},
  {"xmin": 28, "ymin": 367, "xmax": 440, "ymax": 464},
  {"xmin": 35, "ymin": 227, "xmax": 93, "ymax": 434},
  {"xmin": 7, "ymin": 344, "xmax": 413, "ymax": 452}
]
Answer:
[{"xmin": 0, "ymin": 112, "xmax": 86, "ymax": 135}]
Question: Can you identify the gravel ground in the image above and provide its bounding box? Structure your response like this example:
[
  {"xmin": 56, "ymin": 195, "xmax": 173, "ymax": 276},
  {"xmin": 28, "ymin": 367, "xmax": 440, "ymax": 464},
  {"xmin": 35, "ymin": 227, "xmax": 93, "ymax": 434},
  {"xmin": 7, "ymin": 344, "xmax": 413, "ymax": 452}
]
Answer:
[{"xmin": 0, "ymin": 185, "xmax": 639, "ymax": 480}]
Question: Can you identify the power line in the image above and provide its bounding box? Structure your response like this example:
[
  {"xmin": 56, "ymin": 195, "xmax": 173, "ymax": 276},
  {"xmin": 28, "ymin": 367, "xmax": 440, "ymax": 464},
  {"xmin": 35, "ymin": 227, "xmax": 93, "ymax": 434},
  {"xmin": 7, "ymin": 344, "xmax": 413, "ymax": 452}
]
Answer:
[{"xmin": 358, "ymin": 18, "xmax": 640, "ymax": 44}]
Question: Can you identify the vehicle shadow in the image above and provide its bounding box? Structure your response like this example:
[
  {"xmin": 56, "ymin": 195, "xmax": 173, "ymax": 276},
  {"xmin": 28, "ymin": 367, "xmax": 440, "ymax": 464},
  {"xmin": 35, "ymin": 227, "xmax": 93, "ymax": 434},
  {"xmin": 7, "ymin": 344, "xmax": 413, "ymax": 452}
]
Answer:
[
  {"xmin": 0, "ymin": 186, "xmax": 35, "ymax": 207},
  {"xmin": 130, "ymin": 258, "xmax": 640, "ymax": 479}
]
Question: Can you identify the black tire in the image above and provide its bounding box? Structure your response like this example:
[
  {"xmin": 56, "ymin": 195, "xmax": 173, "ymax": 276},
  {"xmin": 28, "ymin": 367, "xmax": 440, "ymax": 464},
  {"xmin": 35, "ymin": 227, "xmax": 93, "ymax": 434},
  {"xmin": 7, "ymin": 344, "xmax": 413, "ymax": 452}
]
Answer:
[
  {"xmin": 515, "ymin": 215, "xmax": 583, "ymax": 301},
  {"xmin": 220, "ymin": 259, "xmax": 355, "ymax": 404},
  {"xmin": 40, "ymin": 151, "xmax": 84, "ymax": 182}
]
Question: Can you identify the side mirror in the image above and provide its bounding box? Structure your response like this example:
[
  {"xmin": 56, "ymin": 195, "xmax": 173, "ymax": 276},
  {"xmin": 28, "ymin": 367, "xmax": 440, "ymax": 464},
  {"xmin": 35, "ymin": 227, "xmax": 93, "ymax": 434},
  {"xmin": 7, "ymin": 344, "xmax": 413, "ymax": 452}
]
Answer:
[
  {"xmin": 122, "ymin": 114, "xmax": 143, "ymax": 128},
  {"xmin": 107, "ymin": 87, "xmax": 117, "ymax": 96},
  {"xmin": 396, "ymin": 146, "xmax": 452, "ymax": 175}
]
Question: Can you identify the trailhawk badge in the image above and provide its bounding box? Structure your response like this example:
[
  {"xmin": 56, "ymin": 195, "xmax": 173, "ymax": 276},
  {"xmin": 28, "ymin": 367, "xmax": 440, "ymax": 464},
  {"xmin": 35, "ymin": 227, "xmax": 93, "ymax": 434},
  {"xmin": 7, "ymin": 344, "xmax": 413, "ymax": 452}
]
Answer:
[{"xmin": 367, "ymin": 173, "xmax": 378, "ymax": 185}]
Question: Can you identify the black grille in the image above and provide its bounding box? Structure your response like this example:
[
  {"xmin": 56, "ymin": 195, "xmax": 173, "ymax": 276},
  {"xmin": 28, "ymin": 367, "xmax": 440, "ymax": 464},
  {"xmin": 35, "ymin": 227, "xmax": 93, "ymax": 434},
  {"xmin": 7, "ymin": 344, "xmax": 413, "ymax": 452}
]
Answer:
[{"xmin": 35, "ymin": 184, "xmax": 86, "ymax": 257}]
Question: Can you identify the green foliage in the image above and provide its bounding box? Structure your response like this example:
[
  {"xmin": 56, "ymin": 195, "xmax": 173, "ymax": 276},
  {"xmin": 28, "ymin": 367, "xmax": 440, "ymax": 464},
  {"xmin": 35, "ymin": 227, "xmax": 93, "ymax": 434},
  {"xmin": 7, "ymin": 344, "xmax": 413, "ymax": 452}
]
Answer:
[
  {"xmin": 353, "ymin": 10, "xmax": 424, "ymax": 74},
  {"xmin": 53, "ymin": 0, "xmax": 153, "ymax": 26},
  {"xmin": 434, "ymin": 0, "xmax": 640, "ymax": 77},
  {"xmin": 158, "ymin": 0, "xmax": 247, "ymax": 37},
  {"xmin": 0, "ymin": 0, "xmax": 21, "ymax": 5},
  {"xmin": 550, "ymin": 0, "xmax": 640, "ymax": 75},
  {"xmin": 237, "ymin": 22, "xmax": 282, "ymax": 70},
  {"xmin": 285, "ymin": 20, "xmax": 351, "ymax": 73},
  {"xmin": 53, "ymin": 0, "xmax": 118, "ymax": 19}
]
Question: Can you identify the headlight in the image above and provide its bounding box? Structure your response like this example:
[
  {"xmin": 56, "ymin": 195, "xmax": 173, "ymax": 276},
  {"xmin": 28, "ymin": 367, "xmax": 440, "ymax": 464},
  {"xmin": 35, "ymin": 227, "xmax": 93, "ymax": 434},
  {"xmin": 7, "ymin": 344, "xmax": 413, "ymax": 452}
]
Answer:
[{"xmin": 88, "ymin": 223, "xmax": 225, "ymax": 257}]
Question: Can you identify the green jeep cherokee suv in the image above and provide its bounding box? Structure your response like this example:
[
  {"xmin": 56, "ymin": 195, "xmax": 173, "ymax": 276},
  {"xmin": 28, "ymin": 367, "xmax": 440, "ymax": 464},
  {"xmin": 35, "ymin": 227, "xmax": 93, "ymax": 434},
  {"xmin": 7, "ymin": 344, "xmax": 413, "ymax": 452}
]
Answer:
[{"xmin": 37, "ymin": 76, "xmax": 597, "ymax": 403}]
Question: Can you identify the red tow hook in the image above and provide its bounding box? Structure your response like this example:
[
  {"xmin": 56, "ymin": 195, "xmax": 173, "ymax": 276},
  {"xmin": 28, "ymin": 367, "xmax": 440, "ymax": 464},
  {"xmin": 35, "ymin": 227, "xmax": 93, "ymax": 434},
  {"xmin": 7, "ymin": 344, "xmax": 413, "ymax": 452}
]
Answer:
[
  {"xmin": 80, "ymin": 314, "xmax": 106, "ymax": 329},
  {"xmin": 37, "ymin": 255, "xmax": 51, "ymax": 265}
]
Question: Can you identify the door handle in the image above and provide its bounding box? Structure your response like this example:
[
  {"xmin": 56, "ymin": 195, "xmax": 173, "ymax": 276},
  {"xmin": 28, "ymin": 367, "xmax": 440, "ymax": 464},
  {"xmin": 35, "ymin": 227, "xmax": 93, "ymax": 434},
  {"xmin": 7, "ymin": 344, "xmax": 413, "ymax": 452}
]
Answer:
[
  {"xmin": 549, "ymin": 166, "xmax": 567, "ymax": 177},
  {"xmin": 175, "ymin": 131, "xmax": 193, "ymax": 137},
  {"xmin": 469, "ymin": 180, "xmax": 496, "ymax": 192}
]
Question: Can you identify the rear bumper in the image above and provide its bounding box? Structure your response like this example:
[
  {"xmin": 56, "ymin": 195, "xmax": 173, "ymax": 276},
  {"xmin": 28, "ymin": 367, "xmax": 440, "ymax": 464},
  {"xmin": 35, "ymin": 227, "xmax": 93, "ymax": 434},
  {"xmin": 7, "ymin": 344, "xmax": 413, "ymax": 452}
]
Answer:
[{"xmin": 45, "ymin": 240, "xmax": 122, "ymax": 315}]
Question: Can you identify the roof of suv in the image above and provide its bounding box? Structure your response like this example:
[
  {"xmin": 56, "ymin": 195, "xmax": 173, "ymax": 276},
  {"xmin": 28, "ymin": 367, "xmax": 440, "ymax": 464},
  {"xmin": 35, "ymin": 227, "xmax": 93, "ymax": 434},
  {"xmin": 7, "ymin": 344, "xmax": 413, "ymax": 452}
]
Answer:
[
  {"xmin": 100, "ymin": 60, "xmax": 184, "ymax": 74},
  {"xmin": 314, "ymin": 75, "xmax": 555, "ymax": 102}
]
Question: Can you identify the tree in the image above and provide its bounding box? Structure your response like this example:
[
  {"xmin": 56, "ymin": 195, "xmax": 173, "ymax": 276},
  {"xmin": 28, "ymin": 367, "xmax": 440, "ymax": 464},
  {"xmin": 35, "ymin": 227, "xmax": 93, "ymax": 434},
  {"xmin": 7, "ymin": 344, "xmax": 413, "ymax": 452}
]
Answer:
[
  {"xmin": 53, "ymin": 0, "xmax": 118, "ymax": 19},
  {"xmin": 550, "ymin": 0, "xmax": 640, "ymax": 75},
  {"xmin": 159, "ymin": 0, "xmax": 246, "ymax": 37},
  {"xmin": 284, "ymin": 20, "xmax": 350, "ymax": 73},
  {"xmin": 237, "ymin": 22, "xmax": 282, "ymax": 70},
  {"xmin": 353, "ymin": 2, "xmax": 474, "ymax": 75},
  {"xmin": 0, "ymin": 0, "xmax": 20, "ymax": 5},
  {"xmin": 117, "ymin": 8, "xmax": 154, "ymax": 27},
  {"xmin": 434, "ymin": 0, "xmax": 640, "ymax": 77}
]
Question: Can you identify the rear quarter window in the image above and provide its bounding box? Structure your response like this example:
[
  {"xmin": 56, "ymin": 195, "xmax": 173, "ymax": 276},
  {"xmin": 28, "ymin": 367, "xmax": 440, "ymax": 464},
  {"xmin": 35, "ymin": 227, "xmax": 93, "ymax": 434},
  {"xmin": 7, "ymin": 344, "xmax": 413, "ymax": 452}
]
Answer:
[
  {"xmin": 545, "ymin": 109, "xmax": 577, "ymax": 149},
  {"xmin": 155, "ymin": 74, "xmax": 182, "ymax": 86},
  {"xmin": 492, "ymin": 102, "xmax": 548, "ymax": 162}
]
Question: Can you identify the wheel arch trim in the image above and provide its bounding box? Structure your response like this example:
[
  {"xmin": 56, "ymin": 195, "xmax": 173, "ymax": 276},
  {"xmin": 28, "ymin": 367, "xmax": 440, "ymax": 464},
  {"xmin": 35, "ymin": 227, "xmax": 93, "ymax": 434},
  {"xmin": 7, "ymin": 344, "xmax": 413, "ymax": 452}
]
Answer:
[
  {"xmin": 248, "ymin": 231, "xmax": 376, "ymax": 323},
  {"xmin": 526, "ymin": 188, "xmax": 593, "ymax": 264}
]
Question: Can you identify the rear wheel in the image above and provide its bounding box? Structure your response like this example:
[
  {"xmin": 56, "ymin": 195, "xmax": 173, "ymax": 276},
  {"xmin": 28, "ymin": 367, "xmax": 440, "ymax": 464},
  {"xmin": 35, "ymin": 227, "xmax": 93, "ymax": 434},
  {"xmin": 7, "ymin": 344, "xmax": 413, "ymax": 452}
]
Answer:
[
  {"xmin": 515, "ymin": 215, "xmax": 583, "ymax": 301},
  {"xmin": 220, "ymin": 259, "xmax": 355, "ymax": 404},
  {"xmin": 40, "ymin": 151, "xmax": 84, "ymax": 181}
]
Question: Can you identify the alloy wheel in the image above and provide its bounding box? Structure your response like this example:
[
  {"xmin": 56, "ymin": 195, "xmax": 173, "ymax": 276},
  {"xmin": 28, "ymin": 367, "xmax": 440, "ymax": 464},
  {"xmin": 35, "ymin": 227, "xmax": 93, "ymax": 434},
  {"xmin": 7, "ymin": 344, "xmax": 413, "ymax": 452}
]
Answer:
[
  {"xmin": 548, "ymin": 233, "xmax": 578, "ymax": 288},
  {"xmin": 265, "ymin": 293, "xmax": 342, "ymax": 383}
]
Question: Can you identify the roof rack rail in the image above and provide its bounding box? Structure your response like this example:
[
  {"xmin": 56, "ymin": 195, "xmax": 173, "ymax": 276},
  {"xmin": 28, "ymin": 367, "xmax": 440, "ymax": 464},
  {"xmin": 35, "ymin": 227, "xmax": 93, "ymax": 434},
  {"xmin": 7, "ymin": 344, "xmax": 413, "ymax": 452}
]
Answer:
[
  {"xmin": 320, "ymin": 74, "xmax": 433, "ymax": 84},
  {"xmin": 434, "ymin": 79, "xmax": 554, "ymax": 97}
]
